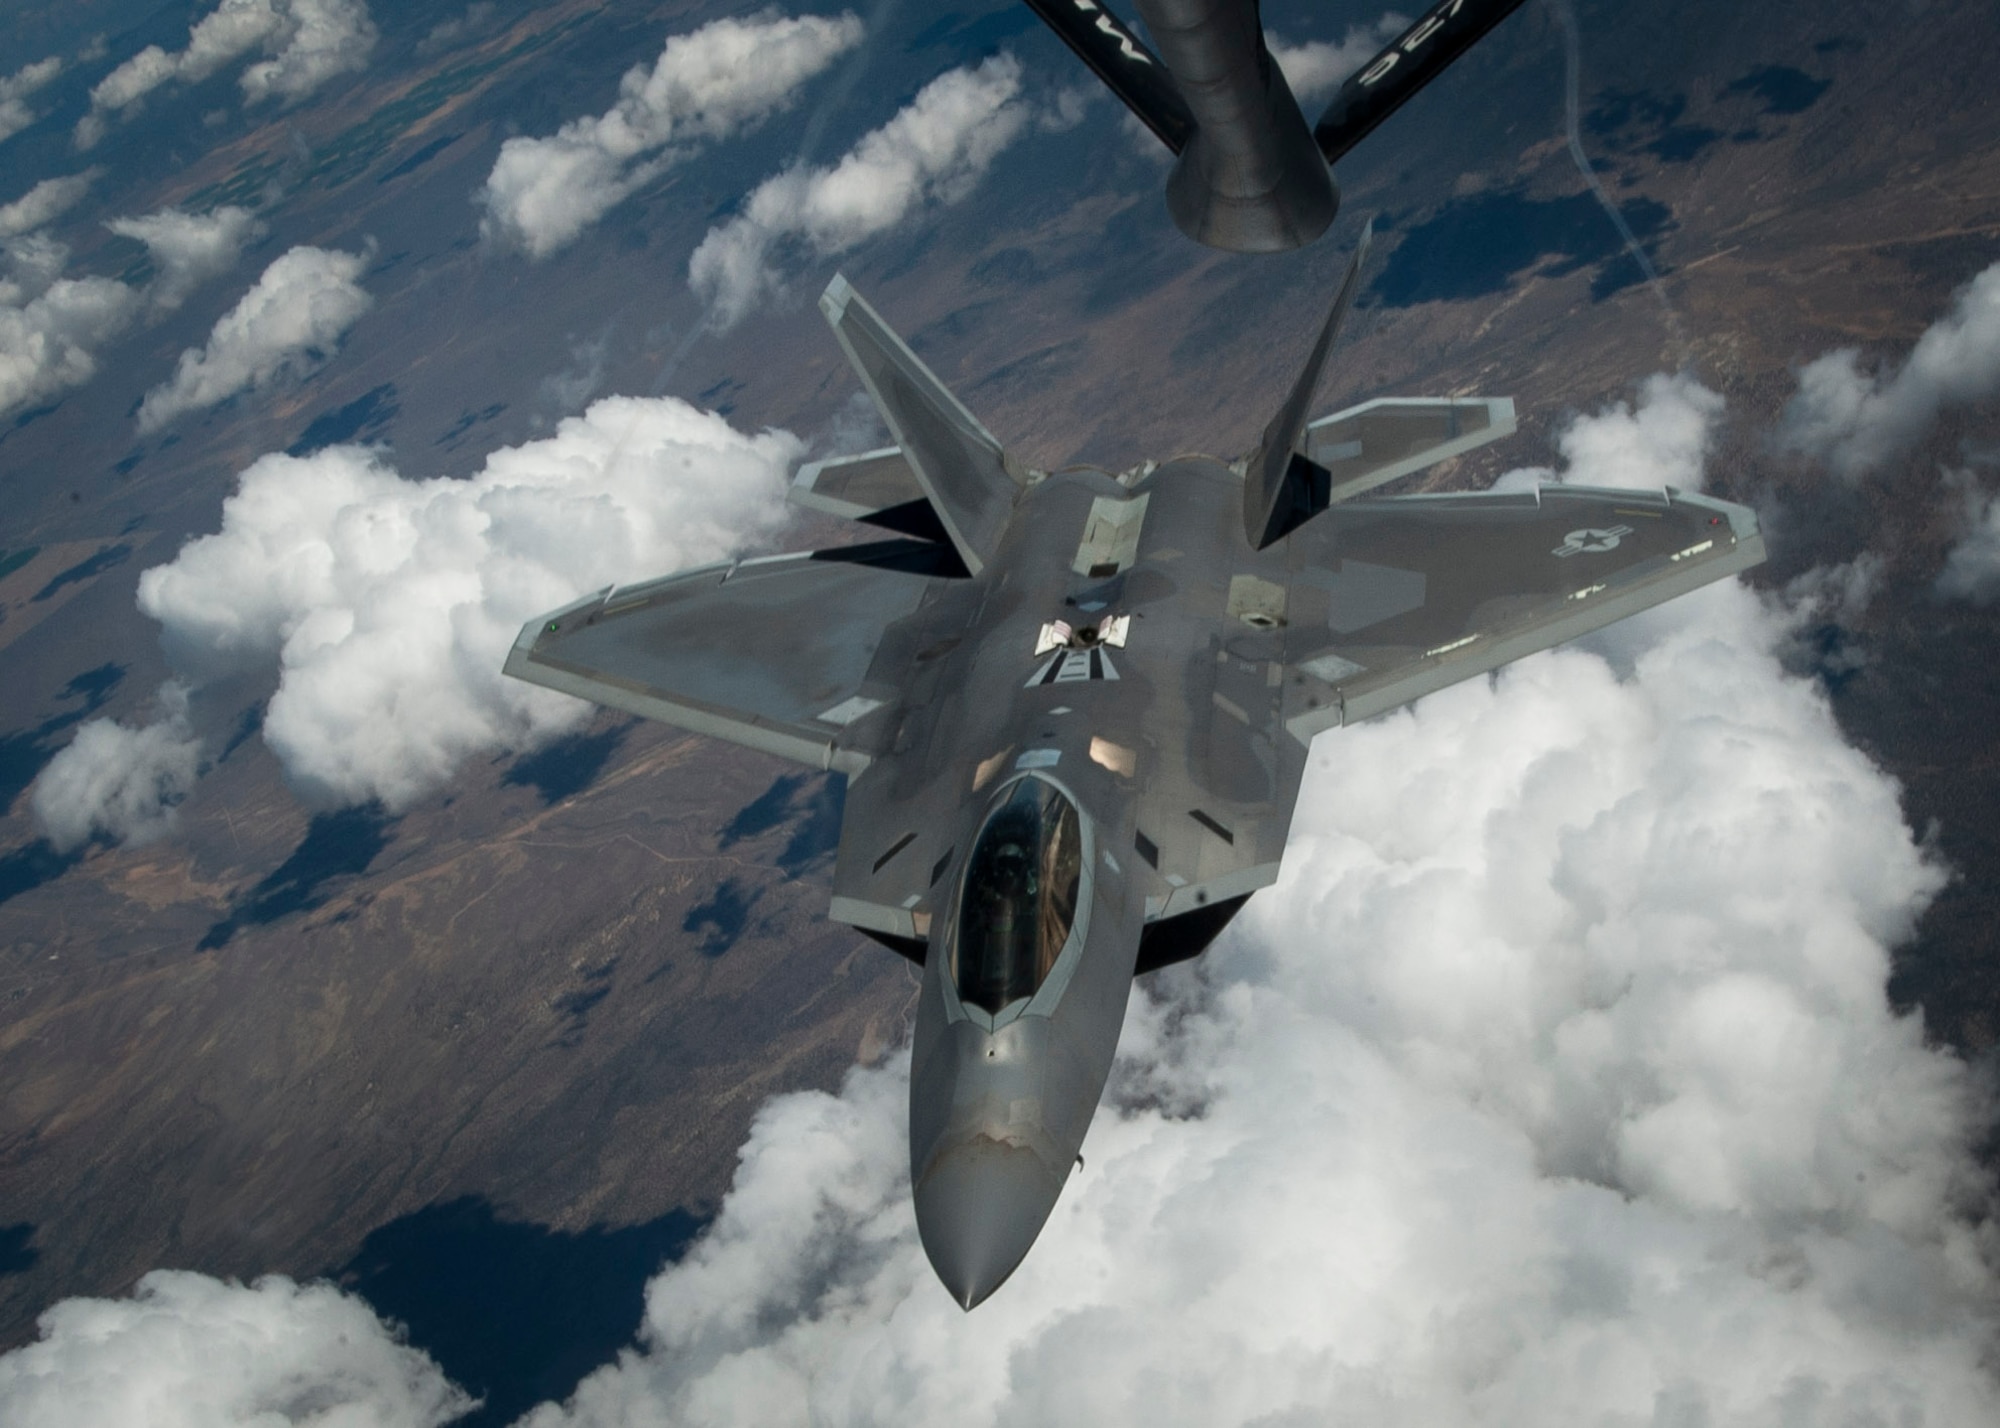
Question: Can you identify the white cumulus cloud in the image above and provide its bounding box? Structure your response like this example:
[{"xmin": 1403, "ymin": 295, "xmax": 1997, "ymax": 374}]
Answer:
[
  {"xmin": 135, "ymin": 395, "xmax": 798, "ymax": 809},
  {"xmin": 1492, "ymin": 369, "xmax": 1723, "ymax": 495},
  {"xmin": 417, "ymin": 3, "xmax": 497, "ymax": 59},
  {"xmin": 0, "ymin": 55, "xmax": 63, "ymax": 145},
  {"xmin": 479, "ymin": 11, "xmax": 865, "ymax": 260},
  {"xmin": 0, "ymin": 253, "xmax": 140, "ymax": 417},
  {"xmin": 77, "ymin": 0, "xmax": 375, "ymax": 147},
  {"xmin": 136, "ymin": 243, "xmax": 372, "ymax": 433},
  {"xmin": 107, "ymin": 203, "xmax": 265, "ymax": 312},
  {"xmin": 0, "ymin": 1269, "xmax": 471, "ymax": 1428},
  {"xmin": 1267, "ymin": 12, "xmax": 1409, "ymax": 107},
  {"xmin": 1936, "ymin": 469, "xmax": 2000, "ymax": 604},
  {"xmin": 1779, "ymin": 259, "xmax": 2000, "ymax": 480},
  {"xmin": 0, "ymin": 171, "xmax": 98, "ymax": 240},
  {"xmin": 240, "ymin": 0, "xmax": 378, "ymax": 105},
  {"xmin": 0, "ymin": 203, "xmax": 260, "ymax": 418},
  {"xmin": 690, "ymin": 54, "xmax": 1031, "ymax": 331},
  {"xmin": 29, "ymin": 683, "xmax": 203, "ymax": 852}
]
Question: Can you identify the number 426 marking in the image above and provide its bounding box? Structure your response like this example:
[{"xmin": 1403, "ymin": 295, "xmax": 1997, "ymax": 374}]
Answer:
[{"xmin": 1357, "ymin": 0, "xmax": 1468, "ymax": 87}]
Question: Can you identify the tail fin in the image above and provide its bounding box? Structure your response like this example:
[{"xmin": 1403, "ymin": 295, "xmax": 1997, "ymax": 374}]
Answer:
[
  {"xmin": 819, "ymin": 276, "xmax": 1026, "ymax": 577},
  {"xmin": 1314, "ymin": 0, "xmax": 1530, "ymax": 165},
  {"xmin": 1242, "ymin": 221, "xmax": 1371, "ymax": 549}
]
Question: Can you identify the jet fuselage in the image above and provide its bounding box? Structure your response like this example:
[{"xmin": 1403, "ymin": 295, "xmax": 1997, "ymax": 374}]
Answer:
[{"xmin": 882, "ymin": 457, "xmax": 1272, "ymax": 1307}]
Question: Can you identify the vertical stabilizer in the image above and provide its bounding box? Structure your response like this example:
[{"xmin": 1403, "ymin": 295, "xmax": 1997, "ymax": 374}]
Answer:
[
  {"xmin": 1242, "ymin": 221, "xmax": 1371, "ymax": 548},
  {"xmin": 821, "ymin": 276, "xmax": 1023, "ymax": 576}
]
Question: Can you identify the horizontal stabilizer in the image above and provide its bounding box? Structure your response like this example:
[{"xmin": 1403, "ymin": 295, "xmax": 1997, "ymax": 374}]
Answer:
[
  {"xmin": 821, "ymin": 275, "xmax": 1025, "ymax": 576},
  {"xmin": 791, "ymin": 446, "xmax": 961, "ymax": 552},
  {"xmin": 1314, "ymin": 0, "xmax": 1529, "ymax": 165},
  {"xmin": 1243, "ymin": 220, "xmax": 1371, "ymax": 549},
  {"xmin": 1304, "ymin": 396, "xmax": 1516, "ymax": 503},
  {"xmin": 1022, "ymin": 0, "xmax": 1195, "ymax": 152},
  {"xmin": 791, "ymin": 447, "xmax": 925, "ymax": 519}
]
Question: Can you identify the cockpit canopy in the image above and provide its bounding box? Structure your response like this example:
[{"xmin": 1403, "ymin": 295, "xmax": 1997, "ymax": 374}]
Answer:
[{"xmin": 953, "ymin": 777, "xmax": 1084, "ymax": 1015}]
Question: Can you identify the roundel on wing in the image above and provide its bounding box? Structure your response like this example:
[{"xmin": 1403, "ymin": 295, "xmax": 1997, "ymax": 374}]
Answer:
[{"xmin": 1552, "ymin": 524, "xmax": 1635, "ymax": 558}]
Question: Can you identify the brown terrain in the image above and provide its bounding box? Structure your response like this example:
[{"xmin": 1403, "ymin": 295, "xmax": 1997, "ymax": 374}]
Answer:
[{"xmin": 0, "ymin": 0, "xmax": 1997, "ymax": 1410}]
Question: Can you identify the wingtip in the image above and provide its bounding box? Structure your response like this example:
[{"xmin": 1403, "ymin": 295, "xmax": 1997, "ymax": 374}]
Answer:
[{"xmin": 819, "ymin": 272, "xmax": 854, "ymax": 321}]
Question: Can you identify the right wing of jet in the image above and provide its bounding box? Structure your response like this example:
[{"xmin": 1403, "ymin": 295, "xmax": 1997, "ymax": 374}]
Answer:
[
  {"xmin": 820, "ymin": 276, "xmax": 1028, "ymax": 577},
  {"xmin": 1278, "ymin": 483, "xmax": 1765, "ymax": 738},
  {"xmin": 504, "ymin": 545, "xmax": 948, "ymax": 774}
]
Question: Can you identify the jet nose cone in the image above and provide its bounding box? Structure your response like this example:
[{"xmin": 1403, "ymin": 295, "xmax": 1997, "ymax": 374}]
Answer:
[{"xmin": 914, "ymin": 1137, "xmax": 1066, "ymax": 1310}]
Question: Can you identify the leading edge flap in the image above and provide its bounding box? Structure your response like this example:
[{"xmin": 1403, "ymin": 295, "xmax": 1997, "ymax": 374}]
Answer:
[{"xmin": 504, "ymin": 549, "xmax": 941, "ymax": 774}]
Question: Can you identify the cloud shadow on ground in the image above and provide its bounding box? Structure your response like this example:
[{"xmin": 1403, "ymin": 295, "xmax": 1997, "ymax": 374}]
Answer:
[
  {"xmin": 199, "ymin": 804, "xmax": 396, "ymax": 948},
  {"xmin": 286, "ymin": 383, "xmax": 400, "ymax": 455},
  {"xmin": 503, "ymin": 724, "xmax": 630, "ymax": 804},
  {"xmin": 336, "ymin": 1196, "xmax": 705, "ymax": 1428},
  {"xmin": 0, "ymin": 1224, "xmax": 37, "ymax": 1277},
  {"xmin": 683, "ymin": 878, "xmax": 757, "ymax": 957},
  {"xmin": 1371, "ymin": 187, "xmax": 1675, "ymax": 308}
]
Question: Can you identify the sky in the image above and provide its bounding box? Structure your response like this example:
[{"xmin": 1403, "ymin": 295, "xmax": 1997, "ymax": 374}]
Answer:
[{"xmin": 1, "ymin": 2, "xmax": 1998, "ymax": 1424}]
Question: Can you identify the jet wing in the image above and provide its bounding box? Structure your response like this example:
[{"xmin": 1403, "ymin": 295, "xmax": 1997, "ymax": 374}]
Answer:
[
  {"xmin": 504, "ymin": 546, "xmax": 945, "ymax": 774},
  {"xmin": 1278, "ymin": 484, "xmax": 1765, "ymax": 739}
]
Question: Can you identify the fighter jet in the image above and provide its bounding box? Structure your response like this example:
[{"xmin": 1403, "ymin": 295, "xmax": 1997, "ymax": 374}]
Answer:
[
  {"xmin": 503, "ymin": 228, "xmax": 1764, "ymax": 1308},
  {"xmin": 1024, "ymin": 0, "xmax": 1529, "ymax": 250}
]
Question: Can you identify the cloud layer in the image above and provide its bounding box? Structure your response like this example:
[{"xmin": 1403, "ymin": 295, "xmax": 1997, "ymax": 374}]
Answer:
[
  {"xmin": 478, "ymin": 11, "xmax": 864, "ymax": 259},
  {"xmin": 29, "ymin": 684, "xmax": 202, "ymax": 852},
  {"xmin": 690, "ymin": 54, "xmax": 1030, "ymax": 330},
  {"xmin": 136, "ymin": 243, "xmax": 371, "ymax": 433},
  {"xmin": 0, "ymin": 1270, "xmax": 470, "ymax": 1428},
  {"xmin": 131, "ymin": 396, "xmax": 798, "ymax": 809},
  {"xmin": 1779, "ymin": 259, "xmax": 2000, "ymax": 479},
  {"xmin": 77, "ymin": 0, "xmax": 376, "ymax": 148}
]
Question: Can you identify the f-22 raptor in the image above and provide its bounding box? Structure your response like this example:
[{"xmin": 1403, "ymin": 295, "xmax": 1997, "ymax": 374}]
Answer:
[{"xmin": 504, "ymin": 230, "xmax": 1765, "ymax": 1307}]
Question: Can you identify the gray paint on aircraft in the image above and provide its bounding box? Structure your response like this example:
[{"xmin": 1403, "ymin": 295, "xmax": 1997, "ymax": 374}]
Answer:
[{"xmin": 505, "ymin": 250, "xmax": 1764, "ymax": 1310}]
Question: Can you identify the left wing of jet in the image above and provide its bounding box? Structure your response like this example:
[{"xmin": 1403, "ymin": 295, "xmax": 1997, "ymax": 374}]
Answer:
[
  {"xmin": 505, "ymin": 545, "xmax": 948, "ymax": 774},
  {"xmin": 1278, "ymin": 483, "xmax": 1765, "ymax": 738}
]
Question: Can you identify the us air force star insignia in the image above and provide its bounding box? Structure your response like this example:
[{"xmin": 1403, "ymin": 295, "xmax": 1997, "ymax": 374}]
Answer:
[{"xmin": 1552, "ymin": 524, "xmax": 1635, "ymax": 558}]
